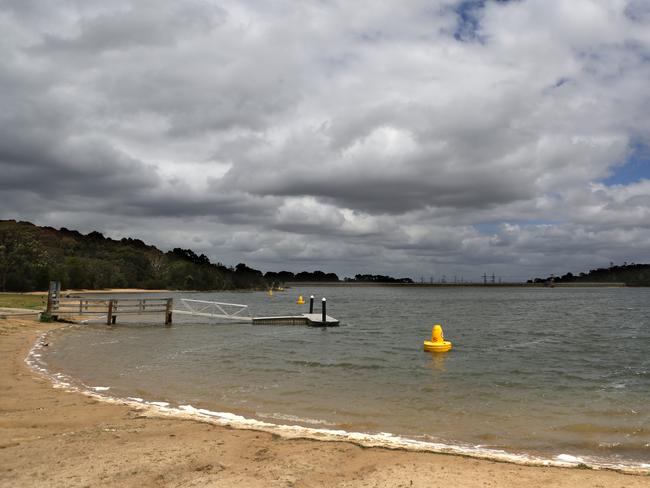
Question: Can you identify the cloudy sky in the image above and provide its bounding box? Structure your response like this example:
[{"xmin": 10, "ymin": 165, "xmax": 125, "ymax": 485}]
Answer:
[{"xmin": 1, "ymin": 0, "xmax": 649, "ymax": 281}]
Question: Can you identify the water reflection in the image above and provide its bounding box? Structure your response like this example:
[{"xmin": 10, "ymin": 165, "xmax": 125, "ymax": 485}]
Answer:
[{"xmin": 426, "ymin": 351, "xmax": 447, "ymax": 371}]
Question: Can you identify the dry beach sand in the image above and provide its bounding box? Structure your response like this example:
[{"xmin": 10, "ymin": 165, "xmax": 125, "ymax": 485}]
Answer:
[{"xmin": 1, "ymin": 316, "xmax": 648, "ymax": 488}]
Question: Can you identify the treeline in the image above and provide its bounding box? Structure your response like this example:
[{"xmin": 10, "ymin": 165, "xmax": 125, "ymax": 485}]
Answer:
[
  {"xmin": 264, "ymin": 270, "xmax": 340, "ymax": 282},
  {"xmin": 528, "ymin": 263, "xmax": 650, "ymax": 286},
  {"xmin": 262, "ymin": 271, "xmax": 415, "ymax": 283},
  {"xmin": 0, "ymin": 220, "xmax": 272, "ymax": 291},
  {"xmin": 345, "ymin": 274, "xmax": 414, "ymax": 284},
  {"xmin": 0, "ymin": 220, "xmax": 417, "ymax": 292}
]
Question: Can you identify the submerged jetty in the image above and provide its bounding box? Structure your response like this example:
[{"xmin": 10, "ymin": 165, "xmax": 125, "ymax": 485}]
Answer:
[{"xmin": 252, "ymin": 313, "xmax": 339, "ymax": 327}]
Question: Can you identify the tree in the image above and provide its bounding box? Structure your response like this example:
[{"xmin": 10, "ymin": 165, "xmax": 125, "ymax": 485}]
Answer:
[{"xmin": 0, "ymin": 229, "xmax": 47, "ymax": 291}]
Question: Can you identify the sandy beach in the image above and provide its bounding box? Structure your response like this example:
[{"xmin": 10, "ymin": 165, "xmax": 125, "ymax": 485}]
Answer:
[{"xmin": 1, "ymin": 317, "xmax": 647, "ymax": 487}]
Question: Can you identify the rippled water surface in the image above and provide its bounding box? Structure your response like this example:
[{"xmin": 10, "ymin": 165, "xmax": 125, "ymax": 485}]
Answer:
[{"xmin": 41, "ymin": 286, "xmax": 650, "ymax": 467}]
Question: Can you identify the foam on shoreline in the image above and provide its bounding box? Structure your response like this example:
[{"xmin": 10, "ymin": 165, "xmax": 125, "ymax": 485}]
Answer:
[{"xmin": 25, "ymin": 328, "xmax": 650, "ymax": 476}]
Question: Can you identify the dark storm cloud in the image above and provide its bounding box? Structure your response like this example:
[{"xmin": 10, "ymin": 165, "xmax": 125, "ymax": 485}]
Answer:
[
  {"xmin": 112, "ymin": 191, "xmax": 278, "ymax": 222},
  {"xmin": 35, "ymin": 2, "xmax": 223, "ymax": 55},
  {"xmin": 260, "ymin": 172, "xmax": 532, "ymax": 214},
  {"xmin": 0, "ymin": 116, "xmax": 159, "ymax": 199}
]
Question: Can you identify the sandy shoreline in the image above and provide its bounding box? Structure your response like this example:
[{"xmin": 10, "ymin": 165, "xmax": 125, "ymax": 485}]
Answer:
[{"xmin": 1, "ymin": 317, "xmax": 647, "ymax": 487}]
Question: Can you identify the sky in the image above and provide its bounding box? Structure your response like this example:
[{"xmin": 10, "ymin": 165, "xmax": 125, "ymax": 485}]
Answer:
[{"xmin": 1, "ymin": 0, "xmax": 649, "ymax": 282}]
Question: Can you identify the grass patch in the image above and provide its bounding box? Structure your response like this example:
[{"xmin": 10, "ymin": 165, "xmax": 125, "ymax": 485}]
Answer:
[{"xmin": 0, "ymin": 293, "xmax": 45, "ymax": 310}]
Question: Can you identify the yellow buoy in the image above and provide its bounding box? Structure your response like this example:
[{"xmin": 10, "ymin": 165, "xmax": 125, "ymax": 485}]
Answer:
[
  {"xmin": 268, "ymin": 289, "xmax": 273, "ymax": 296},
  {"xmin": 423, "ymin": 324, "xmax": 452, "ymax": 353},
  {"xmin": 297, "ymin": 295, "xmax": 305, "ymax": 304}
]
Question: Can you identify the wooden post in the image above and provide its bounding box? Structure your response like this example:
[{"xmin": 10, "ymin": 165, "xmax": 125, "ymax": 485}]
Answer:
[
  {"xmin": 107, "ymin": 300, "xmax": 114, "ymax": 325},
  {"xmin": 322, "ymin": 298, "xmax": 326, "ymax": 324},
  {"xmin": 46, "ymin": 281, "xmax": 61, "ymax": 316},
  {"xmin": 46, "ymin": 288, "xmax": 53, "ymax": 314},
  {"xmin": 309, "ymin": 295, "xmax": 314, "ymax": 314},
  {"xmin": 165, "ymin": 298, "xmax": 173, "ymax": 325}
]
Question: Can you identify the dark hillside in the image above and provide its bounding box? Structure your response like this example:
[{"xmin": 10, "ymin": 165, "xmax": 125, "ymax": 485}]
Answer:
[
  {"xmin": 528, "ymin": 263, "xmax": 650, "ymax": 286},
  {"xmin": 0, "ymin": 220, "xmax": 267, "ymax": 291}
]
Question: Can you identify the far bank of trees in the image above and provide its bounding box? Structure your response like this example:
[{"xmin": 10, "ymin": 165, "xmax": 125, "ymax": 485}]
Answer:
[
  {"xmin": 264, "ymin": 270, "xmax": 340, "ymax": 282},
  {"xmin": 528, "ymin": 263, "xmax": 650, "ymax": 286},
  {"xmin": 345, "ymin": 274, "xmax": 414, "ymax": 284}
]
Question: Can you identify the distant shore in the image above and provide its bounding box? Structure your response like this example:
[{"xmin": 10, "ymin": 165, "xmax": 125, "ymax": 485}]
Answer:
[
  {"xmin": 1, "ymin": 316, "xmax": 648, "ymax": 487},
  {"xmin": 4, "ymin": 282, "xmax": 632, "ymax": 301},
  {"xmin": 285, "ymin": 281, "xmax": 628, "ymax": 287}
]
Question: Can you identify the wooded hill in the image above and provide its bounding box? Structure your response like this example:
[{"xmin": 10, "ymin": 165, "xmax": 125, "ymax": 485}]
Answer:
[
  {"xmin": 0, "ymin": 220, "xmax": 349, "ymax": 292},
  {"xmin": 0, "ymin": 220, "xmax": 272, "ymax": 291},
  {"xmin": 528, "ymin": 263, "xmax": 650, "ymax": 286}
]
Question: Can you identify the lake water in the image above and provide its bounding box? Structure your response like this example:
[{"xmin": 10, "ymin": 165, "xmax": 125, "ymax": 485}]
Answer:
[{"xmin": 34, "ymin": 286, "xmax": 650, "ymax": 471}]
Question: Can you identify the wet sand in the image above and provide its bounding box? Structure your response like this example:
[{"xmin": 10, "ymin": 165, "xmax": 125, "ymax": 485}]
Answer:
[{"xmin": 1, "ymin": 317, "xmax": 647, "ymax": 488}]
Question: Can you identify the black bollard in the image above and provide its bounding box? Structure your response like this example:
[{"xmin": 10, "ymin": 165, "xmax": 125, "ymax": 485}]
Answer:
[
  {"xmin": 322, "ymin": 298, "xmax": 326, "ymax": 324},
  {"xmin": 309, "ymin": 295, "xmax": 314, "ymax": 314}
]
